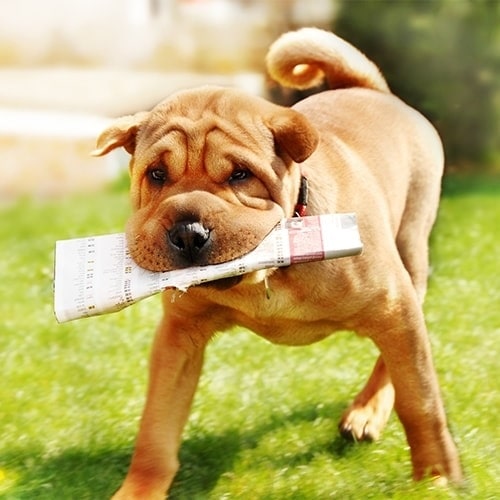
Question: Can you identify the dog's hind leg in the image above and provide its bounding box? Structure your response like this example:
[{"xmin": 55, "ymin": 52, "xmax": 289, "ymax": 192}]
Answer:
[
  {"xmin": 396, "ymin": 125, "xmax": 444, "ymax": 305},
  {"xmin": 338, "ymin": 355, "xmax": 394, "ymax": 442},
  {"xmin": 395, "ymin": 206, "xmax": 437, "ymax": 305}
]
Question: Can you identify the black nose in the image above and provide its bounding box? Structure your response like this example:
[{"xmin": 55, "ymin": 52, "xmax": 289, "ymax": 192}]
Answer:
[{"xmin": 167, "ymin": 221, "xmax": 211, "ymax": 264}]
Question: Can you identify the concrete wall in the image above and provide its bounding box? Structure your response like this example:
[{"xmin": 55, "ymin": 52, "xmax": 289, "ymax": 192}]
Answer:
[{"xmin": 0, "ymin": 0, "xmax": 336, "ymax": 71}]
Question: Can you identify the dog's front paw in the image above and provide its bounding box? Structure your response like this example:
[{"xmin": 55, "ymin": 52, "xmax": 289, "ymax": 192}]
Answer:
[
  {"xmin": 112, "ymin": 490, "xmax": 166, "ymax": 500},
  {"xmin": 111, "ymin": 484, "xmax": 167, "ymax": 500}
]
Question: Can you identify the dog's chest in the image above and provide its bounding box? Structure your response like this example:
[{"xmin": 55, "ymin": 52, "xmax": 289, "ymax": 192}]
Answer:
[
  {"xmin": 236, "ymin": 313, "xmax": 342, "ymax": 346},
  {"xmin": 210, "ymin": 278, "xmax": 350, "ymax": 346}
]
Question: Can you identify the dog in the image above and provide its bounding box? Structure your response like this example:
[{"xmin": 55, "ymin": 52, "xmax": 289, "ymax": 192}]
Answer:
[{"xmin": 93, "ymin": 28, "xmax": 462, "ymax": 498}]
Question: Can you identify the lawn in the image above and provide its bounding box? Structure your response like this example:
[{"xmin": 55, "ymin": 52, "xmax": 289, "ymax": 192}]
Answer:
[{"xmin": 0, "ymin": 174, "xmax": 498, "ymax": 499}]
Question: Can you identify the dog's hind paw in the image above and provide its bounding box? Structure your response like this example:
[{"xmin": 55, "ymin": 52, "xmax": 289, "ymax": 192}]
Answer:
[
  {"xmin": 338, "ymin": 404, "xmax": 385, "ymax": 442},
  {"xmin": 338, "ymin": 384, "xmax": 394, "ymax": 442}
]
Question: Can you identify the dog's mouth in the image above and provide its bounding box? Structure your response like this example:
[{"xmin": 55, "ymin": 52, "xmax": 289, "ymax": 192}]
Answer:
[{"xmin": 197, "ymin": 275, "xmax": 243, "ymax": 290}]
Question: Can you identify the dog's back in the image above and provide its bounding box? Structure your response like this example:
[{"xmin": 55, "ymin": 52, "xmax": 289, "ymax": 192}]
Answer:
[{"xmin": 267, "ymin": 28, "xmax": 444, "ymax": 302}]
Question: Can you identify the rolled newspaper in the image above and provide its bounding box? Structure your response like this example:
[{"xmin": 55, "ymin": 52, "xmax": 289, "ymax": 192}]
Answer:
[{"xmin": 54, "ymin": 213, "xmax": 362, "ymax": 323}]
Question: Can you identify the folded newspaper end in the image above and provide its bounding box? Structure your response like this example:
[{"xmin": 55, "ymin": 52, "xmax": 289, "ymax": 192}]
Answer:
[{"xmin": 54, "ymin": 213, "xmax": 362, "ymax": 323}]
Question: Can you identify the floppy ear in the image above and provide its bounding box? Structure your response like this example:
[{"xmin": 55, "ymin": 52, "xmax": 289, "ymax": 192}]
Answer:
[
  {"xmin": 267, "ymin": 109, "xmax": 319, "ymax": 163},
  {"xmin": 91, "ymin": 111, "xmax": 149, "ymax": 156}
]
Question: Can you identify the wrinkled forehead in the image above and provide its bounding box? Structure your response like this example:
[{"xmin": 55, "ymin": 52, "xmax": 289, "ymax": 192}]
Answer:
[{"xmin": 133, "ymin": 89, "xmax": 274, "ymax": 164}]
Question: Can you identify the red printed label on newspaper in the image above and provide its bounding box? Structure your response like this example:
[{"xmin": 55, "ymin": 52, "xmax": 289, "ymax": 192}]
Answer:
[{"xmin": 287, "ymin": 216, "xmax": 325, "ymax": 264}]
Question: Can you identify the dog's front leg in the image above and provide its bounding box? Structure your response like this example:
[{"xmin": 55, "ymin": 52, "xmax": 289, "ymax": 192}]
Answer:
[
  {"xmin": 112, "ymin": 312, "xmax": 211, "ymax": 500},
  {"xmin": 371, "ymin": 295, "xmax": 462, "ymax": 485}
]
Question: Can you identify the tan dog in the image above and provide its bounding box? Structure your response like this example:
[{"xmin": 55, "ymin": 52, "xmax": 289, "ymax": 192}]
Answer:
[{"xmin": 94, "ymin": 28, "xmax": 462, "ymax": 498}]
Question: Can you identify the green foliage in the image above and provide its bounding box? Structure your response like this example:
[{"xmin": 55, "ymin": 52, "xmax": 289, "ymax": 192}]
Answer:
[
  {"xmin": 334, "ymin": 0, "xmax": 500, "ymax": 169},
  {"xmin": 0, "ymin": 177, "xmax": 499, "ymax": 498}
]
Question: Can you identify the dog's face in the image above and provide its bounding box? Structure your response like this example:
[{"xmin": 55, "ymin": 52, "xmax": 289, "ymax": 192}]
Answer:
[{"xmin": 94, "ymin": 87, "xmax": 318, "ymax": 276}]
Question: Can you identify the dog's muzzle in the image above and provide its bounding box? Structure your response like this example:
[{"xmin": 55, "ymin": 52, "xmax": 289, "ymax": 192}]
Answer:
[
  {"xmin": 166, "ymin": 220, "xmax": 244, "ymax": 289},
  {"xmin": 167, "ymin": 221, "xmax": 211, "ymax": 265}
]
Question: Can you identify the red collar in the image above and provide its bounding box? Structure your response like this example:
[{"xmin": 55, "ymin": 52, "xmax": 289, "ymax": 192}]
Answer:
[{"xmin": 294, "ymin": 176, "xmax": 309, "ymax": 217}]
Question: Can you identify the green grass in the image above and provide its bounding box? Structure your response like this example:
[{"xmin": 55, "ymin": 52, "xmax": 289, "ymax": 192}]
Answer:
[{"xmin": 0, "ymin": 174, "xmax": 499, "ymax": 499}]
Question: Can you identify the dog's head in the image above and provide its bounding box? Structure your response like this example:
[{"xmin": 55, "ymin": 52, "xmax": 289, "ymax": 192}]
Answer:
[{"xmin": 93, "ymin": 87, "xmax": 318, "ymax": 276}]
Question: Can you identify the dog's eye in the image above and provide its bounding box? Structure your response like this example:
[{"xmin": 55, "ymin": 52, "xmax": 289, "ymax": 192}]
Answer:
[
  {"xmin": 228, "ymin": 168, "xmax": 252, "ymax": 183},
  {"xmin": 148, "ymin": 167, "xmax": 167, "ymax": 184}
]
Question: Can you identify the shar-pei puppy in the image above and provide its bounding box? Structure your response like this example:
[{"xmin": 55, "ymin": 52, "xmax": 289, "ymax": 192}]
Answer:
[{"xmin": 93, "ymin": 28, "xmax": 462, "ymax": 498}]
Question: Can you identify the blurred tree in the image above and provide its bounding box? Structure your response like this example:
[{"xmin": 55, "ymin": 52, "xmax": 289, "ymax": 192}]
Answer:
[{"xmin": 334, "ymin": 0, "xmax": 500, "ymax": 170}]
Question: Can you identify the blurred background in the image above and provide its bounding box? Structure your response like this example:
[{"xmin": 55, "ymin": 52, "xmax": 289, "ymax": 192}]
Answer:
[{"xmin": 0, "ymin": 0, "xmax": 498, "ymax": 200}]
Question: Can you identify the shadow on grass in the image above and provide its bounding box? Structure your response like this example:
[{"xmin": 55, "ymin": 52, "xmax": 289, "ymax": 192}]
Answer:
[
  {"xmin": 0, "ymin": 446, "xmax": 130, "ymax": 499},
  {"xmin": 170, "ymin": 401, "xmax": 360, "ymax": 499},
  {"xmin": 2, "ymin": 402, "xmax": 367, "ymax": 499}
]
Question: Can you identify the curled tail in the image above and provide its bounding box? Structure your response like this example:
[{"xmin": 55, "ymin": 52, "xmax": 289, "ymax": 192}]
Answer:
[{"xmin": 266, "ymin": 28, "xmax": 390, "ymax": 94}]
